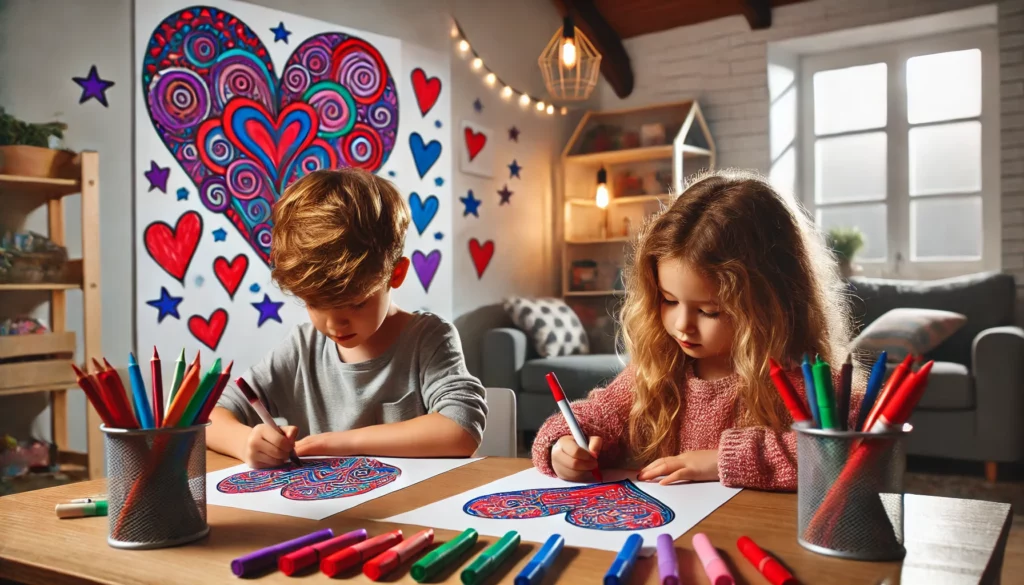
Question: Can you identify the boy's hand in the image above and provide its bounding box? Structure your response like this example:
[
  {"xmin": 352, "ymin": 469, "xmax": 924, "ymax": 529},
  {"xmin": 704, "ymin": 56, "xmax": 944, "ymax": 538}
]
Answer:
[
  {"xmin": 551, "ymin": 435, "xmax": 602, "ymax": 482},
  {"xmin": 295, "ymin": 431, "xmax": 352, "ymax": 457},
  {"xmin": 244, "ymin": 424, "xmax": 298, "ymax": 469},
  {"xmin": 637, "ymin": 449, "xmax": 719, "ymax": 484}
]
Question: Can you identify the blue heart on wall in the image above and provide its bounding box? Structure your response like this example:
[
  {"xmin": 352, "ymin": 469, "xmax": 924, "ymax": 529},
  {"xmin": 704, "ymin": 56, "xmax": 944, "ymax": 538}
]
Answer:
[
  {"xmin": 409, "ymin": 132, "xmax": 442, "ymax": 179},
  {"xmin": 409, "ymin": 193, "xmax": 439, "ymax": 235}
]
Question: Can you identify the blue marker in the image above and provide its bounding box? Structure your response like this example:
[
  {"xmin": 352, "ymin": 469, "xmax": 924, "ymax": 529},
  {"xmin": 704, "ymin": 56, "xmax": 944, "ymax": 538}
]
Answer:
[
  {"xmin": 604, "ymin": 534, "xmax": 642, "ymax": 585},
  {"xmin": 127, "ymin": 353, "xmax": 154, "ymax": 428},
  {"xmin": 801, "ymin": 354, "xmax": 820, "ymax": 428},
  {"xmin": 856, "ymin": 350, "xmax": 888, "ymax": 431},
  {"xmin": 514, "ymin": 534, "xmax": 564, "ymax": 585}
]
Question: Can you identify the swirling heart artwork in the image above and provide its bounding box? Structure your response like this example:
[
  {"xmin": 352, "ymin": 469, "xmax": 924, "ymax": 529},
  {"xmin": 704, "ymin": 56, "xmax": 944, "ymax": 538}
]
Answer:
[
  {"xmin": 217, "ymin": 457, "xmax": 401, "ymax": 501},
  {"xmin": 141, "ymin": 6, "xmax": 399, "ymax": 265},
  {"xmin": 463, "ymin": 479, "xmax": 674, "ymax": 531}
]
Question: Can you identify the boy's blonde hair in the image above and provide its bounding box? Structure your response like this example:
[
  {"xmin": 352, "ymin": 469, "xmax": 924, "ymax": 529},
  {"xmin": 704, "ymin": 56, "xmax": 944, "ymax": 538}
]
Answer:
[
  {"xmin": 270, "ymin": 168, "xmax": 410, "ymax": 307},
  {"xmin": 620, "ymin": 169, "xmax": 853, "ymax": 463}
]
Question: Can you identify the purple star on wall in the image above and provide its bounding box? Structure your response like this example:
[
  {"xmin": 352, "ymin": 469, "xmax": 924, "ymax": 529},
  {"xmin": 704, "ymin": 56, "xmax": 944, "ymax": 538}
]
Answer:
[
  {"xmin": 498, "ymin": 185, "xmax": 513, "ymax": 205},
  {"xmin": 252, "ymin": 294, "xmax": 284, "ymax": 327},
  {"xmin": 473, "ymin": 98, "xmax": 483, "ymax": 112},
  {"xmin": 144, "ymin": 161, "xmax": 170, "ymax": 193},
  {"xmin": 508, "ymin": 126, "xmax": 520, "ymax": 142},
  {"xmin": 72, "ymin": 65, "xmax": 114, "ymax": 107}
]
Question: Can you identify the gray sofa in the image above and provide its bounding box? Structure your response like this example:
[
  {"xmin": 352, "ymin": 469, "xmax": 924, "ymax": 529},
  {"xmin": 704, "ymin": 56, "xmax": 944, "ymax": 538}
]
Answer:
[{"xmin": 847, "ymin": 271, "xmax": 1024, "ymax": 475}]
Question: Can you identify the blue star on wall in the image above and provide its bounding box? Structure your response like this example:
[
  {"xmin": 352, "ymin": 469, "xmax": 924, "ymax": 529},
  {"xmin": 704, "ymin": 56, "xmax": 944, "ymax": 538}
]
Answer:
[
  {"xmin": 252, "ymin": 294, "xmax": 285, "ymax": 327},
  {"xmin": 461, "ymin": 190, "xmax": 482, "ymax": 217},
  {"xmin": 473, "ymin": 98, "xmax": 483, "ymax": 112},
  {"xmin": 435, "ymin": 177, "xmax": 444, "ymax": 187},
  {"xmin": 72, "ymin": 65, "xmax": 114, "ymax": 107},
  {"xmin": 508, "ymin": 159, "xmax": 522, "ymax": 179},
  {"xmin": 270, "ymin": 22, "xmax": 292, "ymax": 43},
  {"xmin": 212, "ymin": 228, "xmax": 227, "ymax": 242},
  {"xmin": 176, "ymin": 187, "xmax": 189, "ymax": 201},
  {"xmin": 146, "ymin": 287, "xmax": 182, "ymax": 323}
]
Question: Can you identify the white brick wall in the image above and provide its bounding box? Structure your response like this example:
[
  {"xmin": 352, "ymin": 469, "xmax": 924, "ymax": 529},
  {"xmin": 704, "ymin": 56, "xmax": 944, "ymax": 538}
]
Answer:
[{"xmin": 603, "ymin": 0, "xmax": 1024, "ymax": 297}]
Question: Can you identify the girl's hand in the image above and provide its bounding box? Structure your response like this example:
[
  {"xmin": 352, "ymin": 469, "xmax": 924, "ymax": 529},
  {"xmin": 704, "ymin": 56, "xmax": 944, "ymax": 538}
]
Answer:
[
  {"xmin": 637, "ymin": 449, "xmax": 719, "ymax": 484},
  {"xmin": 295, "ymin": 431, "xmax": 352, "ymax": 457},
  {"xmin": 551, "ymin": 435, "xmax": 603, "ymax": 482}
]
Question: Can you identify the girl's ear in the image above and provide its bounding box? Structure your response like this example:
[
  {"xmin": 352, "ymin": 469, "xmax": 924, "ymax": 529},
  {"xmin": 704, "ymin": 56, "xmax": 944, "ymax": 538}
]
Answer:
[{"xmin": 390, "ymin": 257, "xmax": 410, "ymax": 289}]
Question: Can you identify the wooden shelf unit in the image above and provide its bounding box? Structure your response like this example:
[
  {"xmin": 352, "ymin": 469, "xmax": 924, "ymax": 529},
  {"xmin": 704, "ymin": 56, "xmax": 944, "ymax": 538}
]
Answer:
[
  {"xmin": 0, "ymin": 152, "xmax": 103, "ymax": 479},
  {"xmin": 560, "ymin": 100, "xmax": 715, "ymax": 298}
]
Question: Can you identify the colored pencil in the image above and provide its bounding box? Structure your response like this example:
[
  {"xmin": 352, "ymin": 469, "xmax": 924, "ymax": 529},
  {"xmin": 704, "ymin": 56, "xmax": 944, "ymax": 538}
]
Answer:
[
  {"xmin": 127, "ymin": 353, "xmax": 155, "ymax": 428},
  {"xmin": 162, "ymin": 354, "xmax": 202, "ymax": 427},
  {"xmin": 70, "ymin": 363, "xmax": 115, "ymax": 427},
  {"xmin": 100, "ymin": 359, "xmax": 138, "ymax": 428},
  {"xmin": 151, "ymin": 347, "xmax": 164, "ymax": 426},
  {"xmin": 167, "ymin": 348, "xmax": 186, "ymax": 411},
  {"xmin": 179, "ymin": 358, "xmax": 221, "ymax": 427},
  {"xmin": 195, "ymin": 361, "xmax": 232, "ymax": 425}
]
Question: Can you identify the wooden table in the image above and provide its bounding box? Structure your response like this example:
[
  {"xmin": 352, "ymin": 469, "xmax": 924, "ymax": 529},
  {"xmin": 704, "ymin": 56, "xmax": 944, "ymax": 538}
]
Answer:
[{"xmin": 0, "ymin": 453, "xmax": 1014, "ymax": 584}]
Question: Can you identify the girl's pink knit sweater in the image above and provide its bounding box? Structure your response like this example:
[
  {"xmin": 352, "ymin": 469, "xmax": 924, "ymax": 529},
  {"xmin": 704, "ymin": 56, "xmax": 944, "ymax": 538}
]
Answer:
[{"xmin": 532, "ymin": 365, "xmax": 863, "ymax": 491}]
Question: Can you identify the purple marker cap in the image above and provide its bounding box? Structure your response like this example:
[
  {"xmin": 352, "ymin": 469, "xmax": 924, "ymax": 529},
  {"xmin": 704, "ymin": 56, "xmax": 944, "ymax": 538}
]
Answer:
[
  {"xmin": 657, "ymin": 534, "xmax": 679, "ymax": 585},
  {"xmin": 230, "ymin": 528, "xmax": 334, "ymax": 577}
]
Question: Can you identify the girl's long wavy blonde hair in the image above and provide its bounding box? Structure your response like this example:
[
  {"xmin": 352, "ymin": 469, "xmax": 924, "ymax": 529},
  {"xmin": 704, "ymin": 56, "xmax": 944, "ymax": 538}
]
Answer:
[{"xmin": 620, "ymin": 170, "xmax": 852, "ymax": 463}]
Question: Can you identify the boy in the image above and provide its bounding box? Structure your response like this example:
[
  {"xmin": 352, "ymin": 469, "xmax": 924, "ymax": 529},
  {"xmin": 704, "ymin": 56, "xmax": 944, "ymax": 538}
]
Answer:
[{"xmin": 208, "ymin": 169, "xmax": 487, "ymax": 468}]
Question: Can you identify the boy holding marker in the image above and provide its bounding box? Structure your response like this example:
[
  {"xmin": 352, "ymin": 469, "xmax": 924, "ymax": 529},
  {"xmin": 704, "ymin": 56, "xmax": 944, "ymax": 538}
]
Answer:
[{"xmin": 208, "ymin": 169, "xmax": 487, "ymax": 468}]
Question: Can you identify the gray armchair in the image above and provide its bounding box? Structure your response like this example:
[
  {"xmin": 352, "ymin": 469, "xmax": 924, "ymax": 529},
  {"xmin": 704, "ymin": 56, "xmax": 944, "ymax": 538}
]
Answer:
[{"xmin": 847, "ymin": 271, "xmax": 1024, "ymax": 479}]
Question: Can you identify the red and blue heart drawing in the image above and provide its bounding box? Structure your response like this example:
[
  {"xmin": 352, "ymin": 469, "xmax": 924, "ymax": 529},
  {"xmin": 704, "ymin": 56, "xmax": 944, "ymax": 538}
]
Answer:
[
  {"xmin": 217, "ymin": 457, "xmax": 401, "ymax": 501},
  {"xmin": 463, "ymin": 480, "xmax": 675, "ymax": 531},
  {"xmin": 141, "ymin": 6, "xmax": 399, "ymax": 266}
]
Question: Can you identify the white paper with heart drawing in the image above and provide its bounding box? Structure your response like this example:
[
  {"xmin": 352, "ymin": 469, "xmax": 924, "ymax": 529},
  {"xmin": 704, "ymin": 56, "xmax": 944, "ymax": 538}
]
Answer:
[
  {"xmin": 134, "ymin": 0, "xmax": 453, "ymax": 380},
  {"xmin": 459, "ymin": 120, "xmax": 494, "ymax": 178},
  {"xmin": 384, "ymin": 467, "xmax": 741, "ymax": 555}
]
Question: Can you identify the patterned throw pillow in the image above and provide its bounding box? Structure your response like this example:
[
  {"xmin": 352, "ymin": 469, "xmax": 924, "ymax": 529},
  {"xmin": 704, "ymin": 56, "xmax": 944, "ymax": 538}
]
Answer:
[
  {"xmin": 503, "ymin": 297, "xmax": 590, "ymax": 358},
  {"xmin": 851, "ymin": 308, "xmax": 967, "ymax": 360}
]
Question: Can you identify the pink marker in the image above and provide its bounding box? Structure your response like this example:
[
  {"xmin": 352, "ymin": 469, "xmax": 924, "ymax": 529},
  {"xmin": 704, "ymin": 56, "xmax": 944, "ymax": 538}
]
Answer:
[
  {"xmin": 693, "ymin": 533, "xmax": 734, "ymax": 585},
  {"xmin": 545, "ymin": 372, "xmax": 603, "ymax": 482}
]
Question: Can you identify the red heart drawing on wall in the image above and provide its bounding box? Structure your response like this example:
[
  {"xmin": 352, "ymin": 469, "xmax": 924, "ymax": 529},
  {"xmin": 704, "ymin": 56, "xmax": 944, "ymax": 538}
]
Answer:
[
  {"xmin": 213, "ymin": 254, "xmax": 249, "ymax": 299},
  {"xmin": 188, "ymin": 309, "xmax": 228, "ymax": 351},
  {"xmin": 143, "ymin": 211, "xmax": 203, "ymax": 283},
  {"xmin": 469, "ymin": 238, "xmax": 495, "ymax": 278},
  {"xmin": 464, "ymin": 127, "xmax": 487, "ymax": 161},
  {"xmin": 411, "ymin": 68, "xmax": 441, "ymax": 116}
]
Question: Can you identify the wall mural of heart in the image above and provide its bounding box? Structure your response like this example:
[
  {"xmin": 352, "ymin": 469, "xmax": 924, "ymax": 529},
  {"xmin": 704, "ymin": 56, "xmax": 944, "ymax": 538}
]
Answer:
[
  {"xmin": 409, "ymin": 192, "xmax": 439, "ymax": 235},
  {"xmin": 143, "ymin": 210, "xmax": 203, "ymax": 284},
  {"xmin": 141, "ymin": 6, "xmax": 399, "ymax": 266},
  {"xmin": 188, "ymin": 308, "xmax": 229, "ymax": 351},
  {"xmin": 213, "ymin": 254, "xmax": 249, "ymax": 299},
  {"xmin": 469, "ymin": 238, "xmax": 494, "ymax": 278},
  {"xmin": 411, "ymin": 249, "xmax": 442, "ymax": 292},
  {"xmin": 410, "ymin": 68, "xmax": 441, "ymax": 116}
]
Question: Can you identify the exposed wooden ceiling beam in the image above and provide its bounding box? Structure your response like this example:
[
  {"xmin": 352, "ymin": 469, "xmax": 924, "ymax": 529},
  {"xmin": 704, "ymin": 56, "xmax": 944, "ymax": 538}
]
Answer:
[
  {"xmin": 741, "ymin": 0, "xmax": 773, "ymax": 30},
  {"xmin": 554, "ymin": 0, "xmax": 634, "ymax": 99}
]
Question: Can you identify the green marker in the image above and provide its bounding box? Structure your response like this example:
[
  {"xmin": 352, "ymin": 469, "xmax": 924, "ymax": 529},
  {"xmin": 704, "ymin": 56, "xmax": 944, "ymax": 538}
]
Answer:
[
  {"xmin": 461, "ymin": 531, "xmax": 520, "ymax": 585},
  {"xmin": 167, "ymin": 348, "xmax": 187, "ymax": 409},
  {"xmin": 179, "ymin": 357, "xmax": 221, "ymax": 427},
  {"xmin": 411, "ymin": 528, "xmax": 478, "ymax": 583},
  {"xmin": 812, "ymin": 355, "xmax": 836, "ymax": 429}
]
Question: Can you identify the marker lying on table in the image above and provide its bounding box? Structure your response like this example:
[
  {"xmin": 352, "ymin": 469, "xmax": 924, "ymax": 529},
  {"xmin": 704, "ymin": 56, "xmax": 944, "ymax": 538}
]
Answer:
[
  {"xmin": 278, "ymin": 528, "xmax": 367, "ymax": 576},
  {"xmin": 364, "ymin": 528, "xmax": 434, "ymax": 581},
  {"xmin": 411, "ymin": 528, "xmax": 478, "ymax": 583},
  {"xmin": 462, "ymin": 530, "xmax": 520, "ymax": 585},
  {"xmin": 604, "ymin": 534, "xmax": 642, "ymax": 585},
  {"xmin": 657, "ymin": 533, "xmax": 680, "ymax": 585},
  {"xmin": 546, "ymin": 372, "xmax": 603, "ymax": 482},
  {"xmin": 321, "ymin": 530, "xmax": 403, "ymax": 577},
  {"xmin": 236, "ymin": 377, "xmax": 302, "ymax": 466},
  {"xmin": 737, "ymin": 536, "xmax": 796, "ymax": 585},
  {"xmin": 55, "ymin": 501, "xmax": 107, "ymax": 519},
  {"xmin": 693, "ymin": 533, "xmax": 734, "ymax": 585},
  {"xmin": 231, "ymin": 528, "xmax": 334, "ymax": 577},
  {"xmin": 514, "ymin": 534, "xmax": 564, "ymax": 585}
]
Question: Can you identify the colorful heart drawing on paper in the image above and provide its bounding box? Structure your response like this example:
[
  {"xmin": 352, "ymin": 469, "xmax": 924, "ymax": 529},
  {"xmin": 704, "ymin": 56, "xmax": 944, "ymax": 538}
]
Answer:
[
  {"xmin": 411, "ymin": 250, "xmax": 441, "ymax": 292},
  {"xmin": 459, "ymin": 120, "xmax": 493, "ymax": 179},
  {"xmin": 143, "ymin": 210, "xmax": 203, "ymax": 283},
  {"xmin": 213, "ymin": 254, "xmax": 249, "ymax": 299},
  {"xmin": 188, "ymin": 308, "xmax": 229, "ymax": 350},
  {"xmin": 464, "ymin": 127, "xmax": 486, "ymax": 161},
  {"xmin": 463, "ymin": 479, "xmax": 675, "ymax": 531},
  {"xmin": 409, "ymin": 132, "xmax": 442, "ymax": 179},
  {"xmin": 469, "ymin": 238, "xmax": 494, "ymax": 278},
  {"xmin": 141, "ymin": 6, "xmax": 399, "ymax": 266},
  {"xmin": 217, "ymin": 457, "xmax": 401, "ymax": 501},
  {"xmin": 410, "ymin": 68, "xmax": 441, "ymax": 116},
  {"xmin": 409, "ymin": 193, "xmax": 439, "ymax": 235}
]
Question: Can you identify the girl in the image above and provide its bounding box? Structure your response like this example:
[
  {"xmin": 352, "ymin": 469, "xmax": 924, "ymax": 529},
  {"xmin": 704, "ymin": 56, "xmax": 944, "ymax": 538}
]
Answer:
[{"xmin": 533, "ymin": 170, "xmax": 863, "ymax": 491}]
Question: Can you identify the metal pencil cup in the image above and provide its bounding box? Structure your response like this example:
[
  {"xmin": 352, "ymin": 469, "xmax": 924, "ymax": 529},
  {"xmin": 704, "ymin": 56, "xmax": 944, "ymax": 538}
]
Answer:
[
  {"xmin": 102, "ymin": 424, "xmax": 210, "ymax": 549},
  {"xmin": 794, "ymin": 421, "xmax": 911, "ymax": 561}
]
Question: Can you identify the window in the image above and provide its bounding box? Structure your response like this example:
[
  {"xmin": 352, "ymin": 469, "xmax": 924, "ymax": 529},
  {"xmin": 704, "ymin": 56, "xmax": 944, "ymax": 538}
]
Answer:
[{"xmin": 799, "ymin": 28, "xmax": 999, "ymax": 279}]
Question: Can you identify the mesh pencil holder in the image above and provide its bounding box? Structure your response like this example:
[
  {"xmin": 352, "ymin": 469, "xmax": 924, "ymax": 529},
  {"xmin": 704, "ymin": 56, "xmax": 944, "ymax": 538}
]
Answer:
[
  {"xmin": 102, "ymin": 424, "xmax": 210, "ymax": 550},
  {"xmin": 794, "ymin": 421, "xmax": 911, "ymax": 561}
]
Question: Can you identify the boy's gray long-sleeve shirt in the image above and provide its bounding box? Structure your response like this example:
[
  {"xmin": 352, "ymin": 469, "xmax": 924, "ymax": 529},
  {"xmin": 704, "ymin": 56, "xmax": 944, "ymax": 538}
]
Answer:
[{"xmin": 217, "ymin": 312, "xmax": 488, "ymax": 443}]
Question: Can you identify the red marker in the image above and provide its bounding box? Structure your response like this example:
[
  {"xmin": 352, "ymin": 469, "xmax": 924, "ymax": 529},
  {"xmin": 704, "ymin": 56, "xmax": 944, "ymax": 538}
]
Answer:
[
  {"xmin": 869, "ymin": 360, "xmax": 934, "ymax": 432},
  {"xmin": 321, "ymin": 530, "xmax": 403, "ymax": 577},
  {"xmin": 861, "ymin": 353, "xmax": 914, "ymax": 431},
  {"xmin": 546, "ymin": 372, "xmax": 603, "ymax": 482},
  {"xmin": 363, "ymin": 528, "xmax": 434, "ymax": 581},
  {"xmin": 278, "ymin": 528, "xmax": 367, "ymax": 576},
  {"xmin": 737, "ymin": 536, "xmax": 796, "ymax": 585},
  {"xmin": 768, "ymin": 358, "xmax": 811, "ymax": 423}
]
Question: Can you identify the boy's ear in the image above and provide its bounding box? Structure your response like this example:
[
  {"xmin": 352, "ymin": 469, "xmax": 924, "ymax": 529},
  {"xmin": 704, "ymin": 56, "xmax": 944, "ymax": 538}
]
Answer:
[{"xmin": 390, "ymin": 257, "xmax": 410, "ymax": 289}]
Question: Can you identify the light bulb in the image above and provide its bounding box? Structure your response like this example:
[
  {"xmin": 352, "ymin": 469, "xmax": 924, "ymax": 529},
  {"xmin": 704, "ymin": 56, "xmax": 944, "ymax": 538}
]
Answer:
[
  {"xmin": 560, "ymin": 107, "xmax": 568, "ymax": 115},
  {"xmin": 458, "ymin": 40, "xmax": 470, "ymax": 53},
  {"xmin": 502, "ymin": 86, "xmax": 513, "ymax": 99},
  {"xmin": 519, "ymin": 94, "xmax": 530, "ymax": 107},
  {"xmin": 485, "ymin": 73, "xmax": 496, "ymax": 86},
  {"xmin": 546, "ymin": 104, "xmax": 554, "ymax": 115},
  {"xmin": 450, "ymin": 24, "xmax": 459, "ymax": 39},
  {"xmin": 595, "ymin": 183, "xmax": 609, "ymax": 209},
  {"xmin": 471, "ymin": 57, "xmax": 483, "ymax": 70},
  {"xmin": 561, "ymin": 37, "xmax": 577, "ymax": 68},
  {"xmin": 536, "ymin": 101, "xmax": 545, "ymax": 111}
]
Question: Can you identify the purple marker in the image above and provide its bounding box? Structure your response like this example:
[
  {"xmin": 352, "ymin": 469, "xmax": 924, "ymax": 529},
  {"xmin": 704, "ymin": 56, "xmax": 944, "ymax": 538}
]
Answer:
[
  {"xmin": 657, "ymin": 534, "xmax": 680, "ymax": 585},
  {"xmin": 230, "ymin": 528, "xmax": 334, "ymax": 577}
]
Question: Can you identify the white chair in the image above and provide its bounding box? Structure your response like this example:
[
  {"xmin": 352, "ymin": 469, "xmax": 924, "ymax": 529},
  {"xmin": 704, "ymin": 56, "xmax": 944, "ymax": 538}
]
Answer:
[{"xmin": 475, "ymin": 387, "xmax": 517, "ymax": 458}]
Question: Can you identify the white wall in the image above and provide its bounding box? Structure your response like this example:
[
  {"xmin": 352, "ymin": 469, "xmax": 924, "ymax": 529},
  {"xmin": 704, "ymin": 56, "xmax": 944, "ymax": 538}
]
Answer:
[{"xmin": 0, "ymin": 0, "xmax": 571, "ymax": 450}]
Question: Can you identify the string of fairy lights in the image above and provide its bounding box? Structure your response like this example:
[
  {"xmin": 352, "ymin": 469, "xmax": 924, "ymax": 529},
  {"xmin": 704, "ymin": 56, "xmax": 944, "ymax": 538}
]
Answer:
[{"xmin": 449, "ymin": 19, "xmax": 569, "ymax": 118}]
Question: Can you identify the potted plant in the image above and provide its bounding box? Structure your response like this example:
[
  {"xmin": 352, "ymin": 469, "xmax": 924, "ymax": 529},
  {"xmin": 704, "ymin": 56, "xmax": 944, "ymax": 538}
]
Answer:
[
  {"xmin": 0, "ymin": 107, "xmax": 74, "ymax": 178},
  {"xmin": 826, "ymin": 226, "xmax": 865, "ymax": 279}
]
